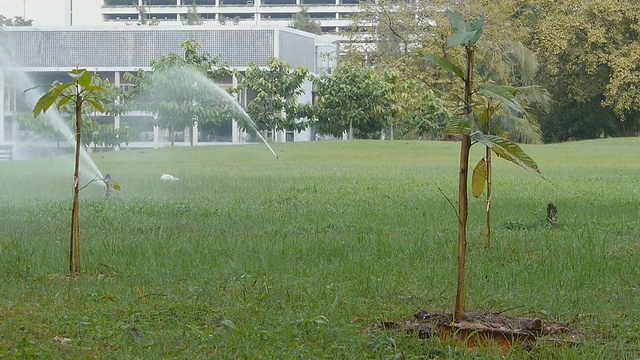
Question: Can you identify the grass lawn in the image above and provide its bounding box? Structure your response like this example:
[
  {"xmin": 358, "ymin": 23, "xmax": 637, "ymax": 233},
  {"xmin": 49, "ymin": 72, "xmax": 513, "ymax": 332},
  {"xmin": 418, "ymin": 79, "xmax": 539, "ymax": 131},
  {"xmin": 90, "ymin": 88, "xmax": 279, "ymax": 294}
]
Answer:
[{"xmin": 1, "ymin": 138, "xmax": 639, "ymax": 358}]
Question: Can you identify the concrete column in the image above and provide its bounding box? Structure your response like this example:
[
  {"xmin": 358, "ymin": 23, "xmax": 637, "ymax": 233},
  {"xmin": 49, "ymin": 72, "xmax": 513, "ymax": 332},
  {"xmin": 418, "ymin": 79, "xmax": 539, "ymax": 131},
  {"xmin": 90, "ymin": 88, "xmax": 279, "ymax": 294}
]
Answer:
[
  {"xmin": 153, "ymin": 124, "xmax": 159, "ymax": 149},
  {"xmin": 11, "ymin": 116, "xmax": 18, "ymax": 141},
  {"xmin": 192, "ymin": 121, "xmax": 199, "ymax": 146},
  {"xmin": 114, "ymin": 71, "xmax": 121, "ymax": 151},
  {"xmin": 0, "ymin": 72, "xmax": 5, "ymax": 145},
  {"xmin": 11, "ymin": 87, "xmax": 17, "ymax": 141},
  {"xmin": 232, "ymin": 120, "xmax": 240, "ymax": 143},
  {"xmin": 231, "ymin": 73, "xmax": 240, "ymax": 143},
  {"xmin": 274, "ymin": 28, "xmax": 280, "ymax": 58},
  {"xmin": 184, "ymin": 126, "xmax": 190, "ymax": 145}
]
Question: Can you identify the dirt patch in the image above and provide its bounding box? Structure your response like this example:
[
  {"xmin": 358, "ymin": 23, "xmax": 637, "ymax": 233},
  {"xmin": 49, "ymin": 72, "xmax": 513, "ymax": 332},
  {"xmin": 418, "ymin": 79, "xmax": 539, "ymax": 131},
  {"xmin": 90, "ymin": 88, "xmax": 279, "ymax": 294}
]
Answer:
[{"xmin": 376, "ymin": 311, "xmax": 582, "ymax": 349}]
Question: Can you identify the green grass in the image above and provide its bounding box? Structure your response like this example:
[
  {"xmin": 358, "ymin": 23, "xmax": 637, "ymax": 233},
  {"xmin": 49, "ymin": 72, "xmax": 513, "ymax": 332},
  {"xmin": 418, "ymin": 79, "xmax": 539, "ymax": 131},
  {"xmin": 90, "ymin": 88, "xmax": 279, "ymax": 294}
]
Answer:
[{"xmin": 1, "ymin": 138, "xmax": 639, "ymax": 358}]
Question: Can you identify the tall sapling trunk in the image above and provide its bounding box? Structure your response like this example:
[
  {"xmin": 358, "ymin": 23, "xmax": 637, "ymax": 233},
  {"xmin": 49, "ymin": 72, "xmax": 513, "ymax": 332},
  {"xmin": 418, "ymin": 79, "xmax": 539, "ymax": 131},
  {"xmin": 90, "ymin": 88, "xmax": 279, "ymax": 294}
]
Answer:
[{"xmin": 455, "ymin": 45, "xmax": 474, "ymax": 321}]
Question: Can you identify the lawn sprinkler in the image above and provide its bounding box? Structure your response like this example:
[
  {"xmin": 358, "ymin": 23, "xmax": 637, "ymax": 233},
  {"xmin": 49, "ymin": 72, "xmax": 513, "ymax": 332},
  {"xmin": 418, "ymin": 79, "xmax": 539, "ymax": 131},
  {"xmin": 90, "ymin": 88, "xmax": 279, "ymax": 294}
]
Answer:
[
  {"xmin": 101, "ymin": 173, "xmax": 121, "ymax": 199},
  {"xmin": 78, "ymin": 174, "xmax": 121, "ymax": 198}
]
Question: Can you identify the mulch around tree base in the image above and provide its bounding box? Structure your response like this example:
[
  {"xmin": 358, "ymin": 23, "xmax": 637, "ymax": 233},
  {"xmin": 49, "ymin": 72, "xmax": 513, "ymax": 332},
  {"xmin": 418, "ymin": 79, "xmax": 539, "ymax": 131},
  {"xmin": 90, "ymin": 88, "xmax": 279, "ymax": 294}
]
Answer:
[{"xmin": 376, "ymin": 311, "xmax": 582, "ymax": 349}]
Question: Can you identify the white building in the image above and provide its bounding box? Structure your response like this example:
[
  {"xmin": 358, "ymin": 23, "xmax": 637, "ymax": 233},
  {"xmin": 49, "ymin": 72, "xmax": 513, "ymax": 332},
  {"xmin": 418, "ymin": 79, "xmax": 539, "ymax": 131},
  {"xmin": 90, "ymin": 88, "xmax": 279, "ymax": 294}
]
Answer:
[
  {"xmin": 0, "ymin": 0, "xmax": 361, "ymax": 33},
  {"xmin": 0, "ymin": 26, "xmax": 338, "ymax": 148}
]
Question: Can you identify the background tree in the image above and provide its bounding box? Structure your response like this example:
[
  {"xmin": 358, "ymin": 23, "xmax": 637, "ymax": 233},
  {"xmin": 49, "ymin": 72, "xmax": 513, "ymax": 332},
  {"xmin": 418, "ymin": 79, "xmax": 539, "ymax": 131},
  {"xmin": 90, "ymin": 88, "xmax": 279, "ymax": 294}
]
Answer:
[
  {"xmin": 531, "ymin": 0, "xmax": 640, "ymax": 139},
  {"xmin": 234, "ymin": 57, "xmax": 310, "ymax": 139},
  {"xmin": 385, "ymin": 71, "xmax": 454, "ymax": 140},
  {"xmin": 185, "ymin": 0, "xmax": 203, "ymax": 25},
  {"xmin": 289, "ymin": 6, "xmax": 322, "ymax": 35},
  {"xmin": 313, "ymin": 63, "xmax": 392, "ymax": 139},
  {"xmin": 0, "ymin": 15, "xmax": 33, "ymax": 26},
  {"xmin": 124, "ymin": 39, "xmax": 231, "ymax": 146}
]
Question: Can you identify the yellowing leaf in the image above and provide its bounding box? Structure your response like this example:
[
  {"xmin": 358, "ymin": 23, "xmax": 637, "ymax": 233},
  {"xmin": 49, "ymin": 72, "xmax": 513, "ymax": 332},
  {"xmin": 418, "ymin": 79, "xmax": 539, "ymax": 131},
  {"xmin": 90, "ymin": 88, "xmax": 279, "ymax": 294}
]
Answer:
[
  {"xmin": 109, "ymin": 181, "xmax": 121, "ymax": 191},
  {"xmin": 472, "ymin": 157, "xmax": 487, "ymax": 198}
]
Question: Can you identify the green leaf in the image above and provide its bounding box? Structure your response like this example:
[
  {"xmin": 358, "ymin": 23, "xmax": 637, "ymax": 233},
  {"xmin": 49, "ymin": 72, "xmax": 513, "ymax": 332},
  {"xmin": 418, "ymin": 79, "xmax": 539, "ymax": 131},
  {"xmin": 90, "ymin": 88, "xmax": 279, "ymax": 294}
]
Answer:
[
  {"xmin": 444, "ymin": 11, "xmax": 466, "ymax": 34},
  {"xmin": 475, "ymin": 134, "xmax": 540, "ymax": 174},
  {"xmin": 56, "ymin": 95, "xmax": 72, "ymax": 110},
  {"xmin": 52, "ymin": 82, "xmax": 73, "ymax": 95},
  {"xmin": 32, "ymin": 90, "xmax": 59, "ymax": 117},
  {"xmin": 471, "ymin": 157, "xmax": 487, "ymax": 198},
  {"xmin": 478, "ymin": 84, "xmax": 523, "ymax": 113},
  {"xmin": 108, "ymin": 180, "xmax": 121, "ymax": 191},
  {"xmin": 85, "ymin": 99, "xmax": 104, "ymax": 113},
  {"xmin": 82, "ymin": 85, "xmax": 105, "ymax": 92},
  {"xmin": 467, "ymin": 18, "xmax": 485, "ymax": 46},
  {"xmin": 77, "ymin": 70, "xmax": 92, "ymax": 88},
  {"xmin": 221, "ymin": 319, "xmax": 236, "ymax": 330},
  {"xmin": 23, "ymin": 84, "xmax": 44, "ymax": 94},
  {"xmin": 444, "ymin": 11, "xmax": 485, "ymax": 47},
  {"xmin": 477, "ymin": 105, "xmax": 495, "ymax": 127},
  {"xmin": 446, "ymin": 114, "xmax": 472, "ymax": 136},
  {"xmin": 423, "ymin": 53, "xmax": 465, "ymax": 80}
]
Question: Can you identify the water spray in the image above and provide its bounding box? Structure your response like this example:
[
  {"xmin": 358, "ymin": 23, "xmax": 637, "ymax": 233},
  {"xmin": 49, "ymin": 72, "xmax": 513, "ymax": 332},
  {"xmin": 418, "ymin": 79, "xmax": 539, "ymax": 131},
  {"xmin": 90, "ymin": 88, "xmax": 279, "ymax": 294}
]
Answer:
[
  {"xmin": 253, "ymin": 130, "xmax": 279, "ymax": 160},
  {"xmin": 183, "ymin": 69, "xmax": 281, "ymax": 160}
]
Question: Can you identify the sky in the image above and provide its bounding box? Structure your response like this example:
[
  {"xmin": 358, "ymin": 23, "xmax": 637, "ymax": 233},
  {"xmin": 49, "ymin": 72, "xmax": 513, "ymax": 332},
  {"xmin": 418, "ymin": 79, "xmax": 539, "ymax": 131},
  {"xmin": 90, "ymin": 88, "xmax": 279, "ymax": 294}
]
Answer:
[{"xmin": 0, "ymin": 0, "xmax": 72, "ymax": 26}]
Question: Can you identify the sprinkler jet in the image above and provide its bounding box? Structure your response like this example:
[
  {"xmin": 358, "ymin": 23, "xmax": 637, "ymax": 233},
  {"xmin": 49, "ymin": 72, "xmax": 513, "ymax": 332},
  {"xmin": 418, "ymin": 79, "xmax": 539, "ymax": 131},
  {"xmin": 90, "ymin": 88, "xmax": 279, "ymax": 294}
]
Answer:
[{"xmin": 102, "ymin": 173, "xmax": 121, "ymax": 199}]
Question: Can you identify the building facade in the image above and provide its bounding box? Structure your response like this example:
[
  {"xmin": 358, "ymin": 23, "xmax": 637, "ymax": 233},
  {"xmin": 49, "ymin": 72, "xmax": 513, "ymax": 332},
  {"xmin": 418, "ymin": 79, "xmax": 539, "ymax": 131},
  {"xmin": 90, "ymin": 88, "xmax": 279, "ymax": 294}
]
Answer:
[
  {"xmin": 1, "ymin": 0, "xmax": 362, "ymax": 33},
  {"xmin": 0, "ymin": 26, "xmax": 336, "ymax": 148}
]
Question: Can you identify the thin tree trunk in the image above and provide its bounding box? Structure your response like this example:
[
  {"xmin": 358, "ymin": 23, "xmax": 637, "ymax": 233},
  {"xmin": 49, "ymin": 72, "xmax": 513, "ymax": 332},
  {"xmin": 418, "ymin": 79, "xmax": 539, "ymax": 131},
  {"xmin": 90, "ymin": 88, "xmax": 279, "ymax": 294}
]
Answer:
[
  {"xmin": 485, "ymin": 115, "xmax": 492, "ymax": 250},
  {"xmin": 349, "ymin": 119, "xmax": 353, "ymax": 140},
  {"xmin": 455, "ymin": 45, "xmax": 474, "ymax": 321},
  {"xmin": 70, "ymin": 94, "xmax": 82, "ymax": 274},
  {"xmin": 170, "ymin": 123, "xmax": 175, "ymax": 146}
]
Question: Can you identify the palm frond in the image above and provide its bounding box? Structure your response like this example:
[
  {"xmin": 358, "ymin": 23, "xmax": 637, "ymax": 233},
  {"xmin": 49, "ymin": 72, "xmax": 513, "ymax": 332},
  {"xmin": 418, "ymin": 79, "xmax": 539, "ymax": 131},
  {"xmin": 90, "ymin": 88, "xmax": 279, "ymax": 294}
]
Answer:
[{"xmin": 493, "ymin": 111, "xmax": 542, "ymax": 144}]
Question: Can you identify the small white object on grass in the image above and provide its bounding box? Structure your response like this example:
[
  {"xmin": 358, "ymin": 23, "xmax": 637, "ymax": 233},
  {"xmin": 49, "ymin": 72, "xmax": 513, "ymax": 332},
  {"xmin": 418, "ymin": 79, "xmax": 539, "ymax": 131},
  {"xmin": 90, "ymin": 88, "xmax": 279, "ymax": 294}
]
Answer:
[
  {"xmin": 161, "ymin": 174, "xmax": 179, "ymax": 181},
  {"xmin": 54, "ymin": 336, "xmax": 72, "ymax": 344}
]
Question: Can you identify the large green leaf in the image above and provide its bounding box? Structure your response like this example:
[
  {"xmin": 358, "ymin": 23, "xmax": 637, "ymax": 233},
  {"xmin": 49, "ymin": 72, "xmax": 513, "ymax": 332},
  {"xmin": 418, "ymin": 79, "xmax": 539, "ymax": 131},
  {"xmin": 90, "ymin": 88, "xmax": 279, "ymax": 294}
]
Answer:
[
  {"xmin": 82, "ymin": 85, "xmax": 105, "ymax": 93},
  {"xmin": 467, "ymin": 19, "xmax": 485, "ymax": 46},
  {"xmin": 32, "ymin": 90, "xmax": 58, "ymax": 117},
  {"xmin": 423, "ymin": 53, "xmax": 465, "ymax": 80},
  {"xmin": 51, "ymin": 82, "xmax": 73, "ymax": 96},
  {"xmin": 477, "ymin": 105, "xmax": 495, "ymax": 127},
  {"xmin": 471, "ymin": 157, "xmax": 487, "ymax": 198},
  {"xmin": 444, "ymin": 11, "xmax": 485, "ymax": 47},
  {"xmin": 56, "ymin": 95, "xmax": 72, "ymax": 110},
  {"xmin": 71, "ymin": 69, "xmax": 92, "ymax": 88},
  {"xmin": 478, "ymin": 83, "xmax": 524, "ymax": 113},
  {"xmin": 446, "ymin": 113, "xmax": 472, "ymax": 136},
  {"xmin": 475, "ymin": 134, "xmax": 540, "ymax": 174},
  {"xmin": 85, "ymin": 99, "xmax": 104, "ymax": 113}
]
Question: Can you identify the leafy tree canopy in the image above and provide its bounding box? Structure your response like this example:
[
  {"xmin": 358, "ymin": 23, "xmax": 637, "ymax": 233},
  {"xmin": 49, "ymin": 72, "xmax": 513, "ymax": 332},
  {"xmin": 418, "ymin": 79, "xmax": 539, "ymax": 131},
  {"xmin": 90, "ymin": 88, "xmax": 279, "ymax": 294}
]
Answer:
[
  {"xmin": 0, "ymin": 15, "xmax": 33, "ymax": 26},
  {"xmin": 531, "ymin": 0, "xmax": 640, "ymax": 138},
  {"xmin": 289, "ymin": 6, "xmax": 322, "ymax": 35},
  {"xmin": 313, "ymin": 63, "xmax": 392, "ymax": 139},
  {"xmin": 124, "ymin": 39, "xmax": 232, "ymax": 145},
  {"xmin": 234, "ymin": 57, "xmax": 311, "ymax": 133}
]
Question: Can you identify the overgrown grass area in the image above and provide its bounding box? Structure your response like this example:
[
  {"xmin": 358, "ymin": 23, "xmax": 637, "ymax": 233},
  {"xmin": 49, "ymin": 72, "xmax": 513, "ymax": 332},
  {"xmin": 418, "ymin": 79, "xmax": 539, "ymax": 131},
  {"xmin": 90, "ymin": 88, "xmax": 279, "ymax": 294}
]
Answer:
[{"xmin": 1, "ymin": 138, "xmax": 639, "ymax": 358}]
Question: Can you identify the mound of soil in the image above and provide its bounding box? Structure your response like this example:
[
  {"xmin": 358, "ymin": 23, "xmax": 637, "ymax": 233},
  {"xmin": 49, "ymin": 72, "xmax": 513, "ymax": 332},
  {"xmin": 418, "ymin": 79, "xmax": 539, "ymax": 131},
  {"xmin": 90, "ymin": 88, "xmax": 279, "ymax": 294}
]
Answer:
[{"xmin": 377, "ymin": 311, "xmax": 581, "ymax": 349}]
